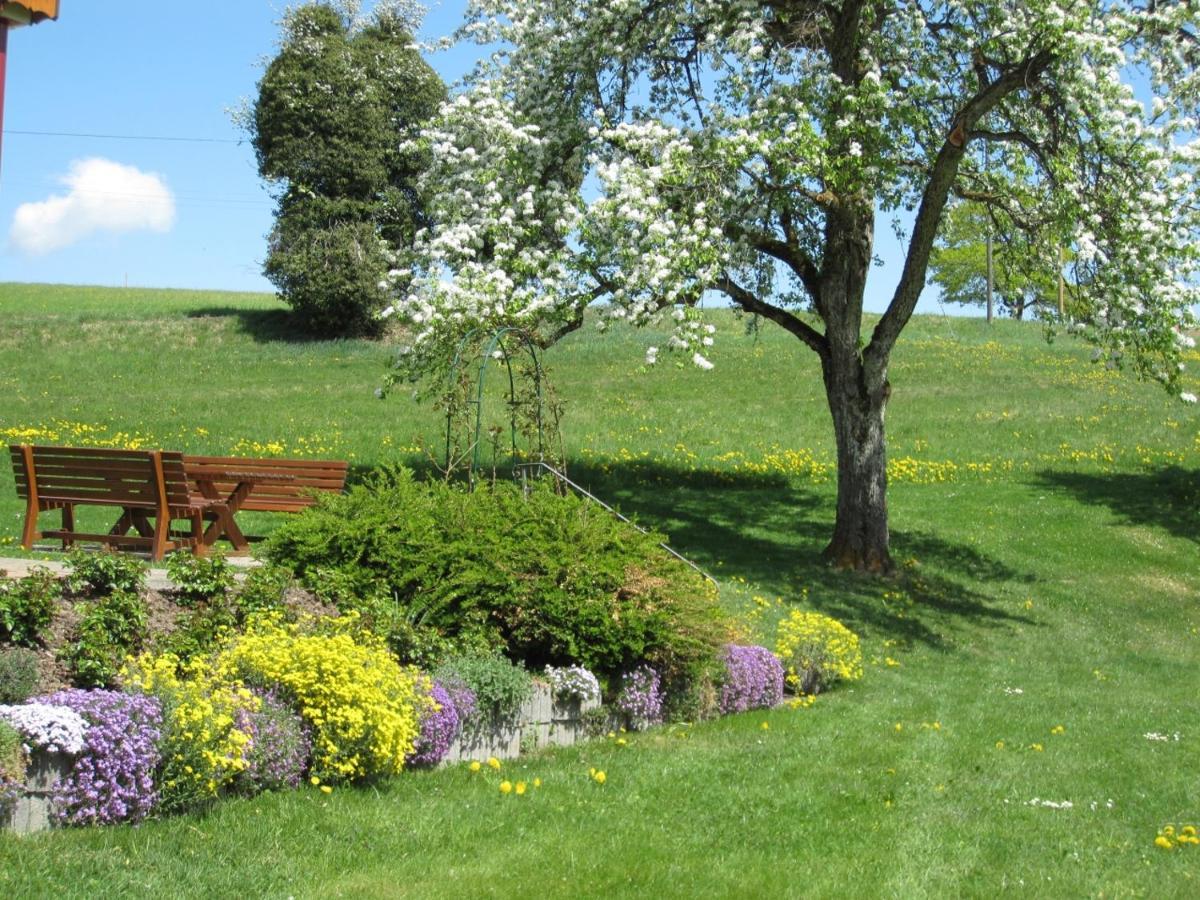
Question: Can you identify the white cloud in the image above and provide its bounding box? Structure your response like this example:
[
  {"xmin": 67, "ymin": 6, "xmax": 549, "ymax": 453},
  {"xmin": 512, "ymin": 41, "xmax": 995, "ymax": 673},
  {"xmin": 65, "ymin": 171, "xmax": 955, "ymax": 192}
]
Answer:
[{"xmin": 9, "ymin": 157, "xmax": 175, "ymax": 255}]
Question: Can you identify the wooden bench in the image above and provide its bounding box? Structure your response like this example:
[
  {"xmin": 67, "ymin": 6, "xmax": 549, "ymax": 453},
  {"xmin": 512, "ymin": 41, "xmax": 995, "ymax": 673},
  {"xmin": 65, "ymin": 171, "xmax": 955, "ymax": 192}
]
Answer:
[
  {"xmin": 9, "ymin": 444, "xmax": 226, "ymax": 560},
  {"xmin": 182, "ymin": 455, "xmax": 348, "ymax": 551}
]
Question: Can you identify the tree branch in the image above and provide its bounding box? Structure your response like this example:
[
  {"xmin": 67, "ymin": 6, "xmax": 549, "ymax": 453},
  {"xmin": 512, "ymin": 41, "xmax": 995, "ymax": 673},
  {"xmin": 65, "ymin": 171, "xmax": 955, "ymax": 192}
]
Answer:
[
  {"xmin": 722, "ymin": 222, "xmax": 822, "ymax": 299},
  {"xmin": 714, "ymin": 274, "xmax": 829, "ymax": 360},
  {"xmin": 867, "ymin": 49, "xmax": 1054, "ymax": 369}
]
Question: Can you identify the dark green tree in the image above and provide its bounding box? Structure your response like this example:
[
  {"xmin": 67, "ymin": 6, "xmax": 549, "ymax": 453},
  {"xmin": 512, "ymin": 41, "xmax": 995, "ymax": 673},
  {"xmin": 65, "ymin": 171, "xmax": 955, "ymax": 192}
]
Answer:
[{"xmin": 249, "ymin": 2, "xmax": 445, "ymax": 336}]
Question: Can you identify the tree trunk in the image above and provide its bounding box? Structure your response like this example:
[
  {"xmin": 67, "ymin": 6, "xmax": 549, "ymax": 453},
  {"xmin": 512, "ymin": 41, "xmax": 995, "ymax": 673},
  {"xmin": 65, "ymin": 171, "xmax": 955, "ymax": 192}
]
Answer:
[{"xmin": 821, "ymin": 351, "xmax": 893, "ymax": 573}]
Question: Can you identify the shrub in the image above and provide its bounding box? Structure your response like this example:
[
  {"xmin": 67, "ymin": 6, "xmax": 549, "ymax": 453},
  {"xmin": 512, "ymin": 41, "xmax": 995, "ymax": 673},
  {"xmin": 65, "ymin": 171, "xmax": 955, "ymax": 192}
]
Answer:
[
  {"xmin": 774, "ymin": 610, "xmax": 863, "ymax": 694},
  {"xmin": 718, "ymin": 645, "xmax": 785, "ymax": 715},
  {"xmin": 61, "ymin": 590, "xmax": 149, "ymax": 688},
  {"xmin": 0, "ymin": 648, "xmax": 40, "ymax": 704},
  {"xmin": 546, "ymin": 665, "xmax": 602, "ymax": 705},
  {"xmin": 154, "ymin": 598, "xmax": 237, "ymax": 664},
  {"xmin": 433, "ymin": 654, "xmax": 531, "ymax": 722},
  {"xmin": 165, "ymin": 551, "xmax": 235, "ymax": 608},
  {"xmin": 234, "ymin": 688, "xmax": 312, "ymax": 793},
  {"xmin": 407, "ymin": 680, "xmax": 462, "ymax": 767},
  {"xmin": 235, "ymin": 564, "xmax": 292, "ymax": 619},
  {"xmin": 615, "ymin": 666, "xmax": 664, "ymax": 727},
  {"xmin": 38, "ymin": 689, "xmax": 161, "ymax": 826},
  {"xmin": 122, "ymin": 653, "xmax": 256, "ymax": 813},
  {"xmin": 0, "ymin": 567, "xmax": 59, "ymax": 646},
  {"xmin": 264, "ymin": 469, "xmax": 731, "ymax": 688},
  {"xmin": 215, "ymin": 615, "xmax": 429, "ymax": 783},
  {"xmin": 65, "ymin": 550, "xmax": 147, "ymax": 596}
]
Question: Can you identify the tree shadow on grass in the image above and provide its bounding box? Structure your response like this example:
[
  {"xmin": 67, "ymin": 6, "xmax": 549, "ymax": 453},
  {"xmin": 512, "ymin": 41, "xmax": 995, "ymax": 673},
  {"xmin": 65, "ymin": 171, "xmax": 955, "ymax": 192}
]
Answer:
[
  {"xmin": 545, "ymin": 459, "xmax": 1036, "ymax": 649},
  {"xmin": 186, "ymin": 307, "xmax": 328, "ymax": 344},
  {"xmin": 1033, "ymin": 466, "xmax": 1199, "ymax": 545}
]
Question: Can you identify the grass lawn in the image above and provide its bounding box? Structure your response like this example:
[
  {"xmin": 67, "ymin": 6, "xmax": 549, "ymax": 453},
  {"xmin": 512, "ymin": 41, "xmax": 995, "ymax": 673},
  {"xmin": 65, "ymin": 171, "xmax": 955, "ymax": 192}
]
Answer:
[{"xmin": 1, "ymin": 282, "xmax": 1198, "ymax": 897}]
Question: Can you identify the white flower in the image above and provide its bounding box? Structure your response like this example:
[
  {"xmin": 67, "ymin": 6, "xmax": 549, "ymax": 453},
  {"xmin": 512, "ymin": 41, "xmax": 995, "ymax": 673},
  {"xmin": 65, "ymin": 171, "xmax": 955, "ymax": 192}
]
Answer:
[
  {"xmin": 1180, "ymin": 392, "xmax": 1197, "ymax": 403},
  {"xmin": 645, "ymin": 346, "xmax": 659, "ymax": 365},
  {"xmin": 0, "ymin": 703, "xmax": 89, "ymax": 755},
  {"xmin": 1027, "ymin": 798, "xmax": 1073, "ymax": 810},
  {"xmin": 545, "ymin": 665, "xmax": 601, "ymax": 704},
  {"xmin": 692, "ymin": 352, "xmax": 714, "ymax": 370}
]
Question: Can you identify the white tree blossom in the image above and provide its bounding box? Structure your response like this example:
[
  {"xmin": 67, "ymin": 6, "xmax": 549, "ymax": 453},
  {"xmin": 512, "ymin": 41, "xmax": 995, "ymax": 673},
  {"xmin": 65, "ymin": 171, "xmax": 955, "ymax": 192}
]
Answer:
[{"xmin": 386, "ymin": 0, "xmax": 1200, "ymax": 570}]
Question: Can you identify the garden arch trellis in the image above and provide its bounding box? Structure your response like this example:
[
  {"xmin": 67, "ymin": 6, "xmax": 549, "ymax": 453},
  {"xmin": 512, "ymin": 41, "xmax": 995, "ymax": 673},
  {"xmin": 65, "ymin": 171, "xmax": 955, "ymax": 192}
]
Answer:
[{"xmin": 443, "ymin": 327, "xmax": 547, "ymax": 485}]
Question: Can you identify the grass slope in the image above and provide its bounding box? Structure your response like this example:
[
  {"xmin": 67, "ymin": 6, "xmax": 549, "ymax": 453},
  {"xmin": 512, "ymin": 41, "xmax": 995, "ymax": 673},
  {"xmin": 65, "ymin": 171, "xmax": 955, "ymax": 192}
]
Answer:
[{"xmin": 1, "ymin": 282, "xmax": 1198, "ymax": 897}]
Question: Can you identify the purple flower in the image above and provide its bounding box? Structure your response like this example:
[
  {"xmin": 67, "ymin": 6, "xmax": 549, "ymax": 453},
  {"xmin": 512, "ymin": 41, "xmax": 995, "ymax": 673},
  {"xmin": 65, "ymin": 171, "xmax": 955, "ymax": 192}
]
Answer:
[
  {"xmin": 234, "ymin": 689, "xmax": 312, "ymax": 793},
  {"xmin": 718, "ymin": 645, "xmax": 784, "ymax": 715},
  {"xmin": 616, "ymin": 666, "xmax": 663, "ymax": 726},
  {"xmin": 407, "ymin": 680, "xmax": 468, "ymax": 767},
  {"xmin": 36, "ymin": 689, "xmax": 162, "ymax": 826}
]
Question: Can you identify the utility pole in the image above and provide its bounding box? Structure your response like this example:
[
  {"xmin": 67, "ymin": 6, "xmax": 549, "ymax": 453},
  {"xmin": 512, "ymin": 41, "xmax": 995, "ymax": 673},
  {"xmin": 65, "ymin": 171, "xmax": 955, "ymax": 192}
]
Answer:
[
  {"xmin": 0, "ymin": 2, "xmax": 59, "ymax": 178},
  {"xmin": 1058, "ymin": 245, "xmax": 1066, "ymax": 318},
  {"xmin": 985, "ymin": 227, "xmax": 994, "ymax": 324}
]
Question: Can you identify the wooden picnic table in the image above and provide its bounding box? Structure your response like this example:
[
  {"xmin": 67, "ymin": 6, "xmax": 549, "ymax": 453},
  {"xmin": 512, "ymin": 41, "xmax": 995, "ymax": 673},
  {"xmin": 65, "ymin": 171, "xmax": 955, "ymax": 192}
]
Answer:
[{"xmin": 187, "ymin": 468, "xmax": 296, "ymax": 552}]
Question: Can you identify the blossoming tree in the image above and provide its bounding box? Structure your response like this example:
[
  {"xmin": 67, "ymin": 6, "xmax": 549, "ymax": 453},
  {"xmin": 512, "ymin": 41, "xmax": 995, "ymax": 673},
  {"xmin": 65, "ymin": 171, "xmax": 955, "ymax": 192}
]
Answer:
[{"xmin": 388, "ymin": 0, "xmax": 1200, "ymax": 572}]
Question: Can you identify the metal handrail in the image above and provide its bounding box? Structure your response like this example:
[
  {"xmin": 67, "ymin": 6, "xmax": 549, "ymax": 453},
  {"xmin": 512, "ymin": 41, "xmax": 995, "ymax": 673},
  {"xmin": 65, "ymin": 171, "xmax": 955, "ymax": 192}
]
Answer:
[{"xmin": 514, "ymin": 460, "xmax": 717, "ymax": 585}]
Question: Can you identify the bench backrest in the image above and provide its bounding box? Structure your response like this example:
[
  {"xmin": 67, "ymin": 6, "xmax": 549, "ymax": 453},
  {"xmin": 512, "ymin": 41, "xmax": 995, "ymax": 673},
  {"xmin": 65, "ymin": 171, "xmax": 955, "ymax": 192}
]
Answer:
[
  {"xmin": 183, "ymin": 455, "xmax": 348, "ymax": 513},
  {"xmin": 9, "ymin": 445, "xmax": 192, "ymax": 508}
]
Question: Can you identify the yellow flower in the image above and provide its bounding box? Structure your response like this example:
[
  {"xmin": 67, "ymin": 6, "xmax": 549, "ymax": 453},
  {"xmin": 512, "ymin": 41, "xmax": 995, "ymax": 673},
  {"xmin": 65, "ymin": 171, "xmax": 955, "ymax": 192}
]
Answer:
[
  {"xmin": 995, "ymin": 741, "xmax": 1005, "ymax": 750},
  {"xmin": 761, "ymin": 721, "xmax": 770, "ymax": 731},
  {"xmin": 1050, "ymin": 725, "xmax": 1065, "ymax": 735},
  {"xmin": 1155, "ymin": 835, "xmax": 1174, "ymax": 850},
  {"xmin": 499, "ymin": 781, "xmax": 513, "ymax": 795},
  {"xmin": 1183, "ymin": 825, "xmax": 1197, "ymax": 837},
  {"xmin": 310, "ymin": 776, "xmax": 321, "ymax": 786},
  {"xmin": 894, "ymin": 723, "xmax": 903, "ymax": 732},
  {"xmin": 320, "ymin": 785, "xmax": 332, "ymax": 795},
  {"xmin": 487, "ymin": 757, "xmax": 501, "ymax": 771},
  {"xmin": 533, "ymin": 778, "xmax": 542, "ymax": 788},
  {"xmin": 593, "ymin": 770, "xmax": 606, "ymax": 785},
  {"xmin": 469, "ymin": 760, "xmax": 482, "ymax": 773},
  {"xmin": 1030, "ymin": 743, "xmax": 1044, "ymax": 752},
  {"xmin": 616, "ymin": 738, "xmax": 627, "ymax": 747},
  {"xmin": 515, "ymin": 781, "xmax": 527, "ymax": 796}
]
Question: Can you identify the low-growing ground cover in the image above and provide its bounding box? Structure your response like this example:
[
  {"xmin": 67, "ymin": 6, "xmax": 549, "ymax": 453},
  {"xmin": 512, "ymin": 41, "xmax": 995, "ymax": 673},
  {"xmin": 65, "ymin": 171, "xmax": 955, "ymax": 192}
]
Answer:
[{"xmin": 0, "ymin": 283, "xmax": 1197, "ymax": 896}]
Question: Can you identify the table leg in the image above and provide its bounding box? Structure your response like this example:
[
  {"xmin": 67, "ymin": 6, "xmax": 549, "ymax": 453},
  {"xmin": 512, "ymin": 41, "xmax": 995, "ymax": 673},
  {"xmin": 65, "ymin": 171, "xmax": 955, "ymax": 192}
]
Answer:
[{"xmin": 200, "ymin": 482, "xmax": 252, "ymax": 552}]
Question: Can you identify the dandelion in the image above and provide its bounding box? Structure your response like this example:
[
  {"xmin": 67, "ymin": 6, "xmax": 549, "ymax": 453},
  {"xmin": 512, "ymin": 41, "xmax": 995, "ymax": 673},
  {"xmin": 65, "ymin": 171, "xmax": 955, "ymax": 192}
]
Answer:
[
  {"xmin": 515, "ymin": 781, "xmax": 527, "ymax": 796},
  {"xmin": 533, "ymin": 778, "xmax": 542, "ymax": 788},
  {"xmin": 761, "ymin": 721, "xmax": 770, "ymax": 731},
  {"xmin": 487, "ymin": 756, "xmax": 501, "ymax": 770},
  {"xmin": 593, "ymin": 770, "xmax": 606, "ymax": 785},
  {"xmin": 310, "ymin": 776, "xmax": 321, "ymax": 786},
  {"xmin": 499, "ymin": 780, "xmax": 513, "ymax": 795},
  {"xmin": 469, "ymin": 760, "xmax": 481, "ymax": 773},
  {"xmin": 894, "ymin": 723, "xmax": 903, "ymax": 732},
  {"xmin": 1030, "ymin": 743, "xmax": 1044, "ymax": 752},
  {"xmin": 1155, "ymin": 835, "xmax": 1174, "ymax": 850},
  {"xmin": 1050, "ymin": 725, "xmax": 1066, "ymax": 735},
  {"xmin": 320, "ymin": 785, "xmax": 332, "ymax": 795},
  {"xmin": 995, "ymin": 740, "xmax": 1005, "ymax": 749}
]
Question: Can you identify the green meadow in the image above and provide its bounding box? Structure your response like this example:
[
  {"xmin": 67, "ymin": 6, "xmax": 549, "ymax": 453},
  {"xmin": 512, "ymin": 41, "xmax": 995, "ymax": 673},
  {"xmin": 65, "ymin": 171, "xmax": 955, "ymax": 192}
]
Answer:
[{"xmin": 1, "ymin": 281, "xmax": 1197, "ymax": 897}]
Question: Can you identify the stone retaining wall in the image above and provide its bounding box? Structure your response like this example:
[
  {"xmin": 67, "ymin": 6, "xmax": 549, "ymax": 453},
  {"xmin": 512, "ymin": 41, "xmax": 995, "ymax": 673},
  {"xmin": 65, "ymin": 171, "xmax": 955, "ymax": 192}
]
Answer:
[
  {"xmin": 443, "ymin": 683, "xmax": 599, "ymax": 764},
  {"xmin": 2, "ymin": 750, "xmax": 72, "ymax": 835}
]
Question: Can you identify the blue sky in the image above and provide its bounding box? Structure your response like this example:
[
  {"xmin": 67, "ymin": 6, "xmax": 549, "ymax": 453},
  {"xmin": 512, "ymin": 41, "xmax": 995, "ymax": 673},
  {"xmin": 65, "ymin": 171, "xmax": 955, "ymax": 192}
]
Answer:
[{"xmin": 0, "ymin": 0, "xmax": 929, "ymax": 314}]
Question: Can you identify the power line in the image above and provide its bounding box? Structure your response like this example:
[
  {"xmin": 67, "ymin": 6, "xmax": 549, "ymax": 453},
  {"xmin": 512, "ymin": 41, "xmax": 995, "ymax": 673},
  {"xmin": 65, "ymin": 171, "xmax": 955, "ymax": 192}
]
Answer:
[{"xmin": 2, "ymin": 129, "xmax": 243, "ymax": 145}]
